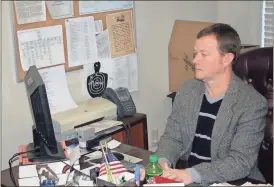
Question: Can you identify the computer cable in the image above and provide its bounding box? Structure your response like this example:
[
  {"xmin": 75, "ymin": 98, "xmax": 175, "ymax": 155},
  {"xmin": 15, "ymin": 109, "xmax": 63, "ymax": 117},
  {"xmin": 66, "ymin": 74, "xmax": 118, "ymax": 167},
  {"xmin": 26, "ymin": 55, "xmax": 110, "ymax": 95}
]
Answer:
[
  {"xmin": 64, "ymin": 160, "xmax": 77, "ymax": 186},
  {"xmin": 9, "ymin": 145, "xmax": 42, "ymax": 187},
  {"xmin": 61, "ymin": 159, "xmax": 91, "ymax": 186},
  {"xmin": 121, "ymin": 123, "xmax": 131, "ymax": 145},
  {"xmin": 125, "ymin": 125, "xmax": 131, "ymax": 145}
]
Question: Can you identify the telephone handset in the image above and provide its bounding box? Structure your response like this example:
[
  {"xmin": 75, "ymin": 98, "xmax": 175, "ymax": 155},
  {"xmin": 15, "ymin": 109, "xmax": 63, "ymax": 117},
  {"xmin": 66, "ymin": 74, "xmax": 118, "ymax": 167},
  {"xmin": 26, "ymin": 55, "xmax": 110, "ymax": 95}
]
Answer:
[{"xmin": 102, "ymin": 87, "xmax": 136, "ymax": 119}]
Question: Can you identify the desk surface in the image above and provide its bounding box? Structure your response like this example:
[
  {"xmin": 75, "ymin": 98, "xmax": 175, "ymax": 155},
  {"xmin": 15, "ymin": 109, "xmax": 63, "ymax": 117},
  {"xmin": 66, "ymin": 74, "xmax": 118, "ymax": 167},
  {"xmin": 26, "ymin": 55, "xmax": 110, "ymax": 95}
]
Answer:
[
  {"xmin": 1, "ymin": 143, "xmax": 264, "ymax": 186},
  {"xmin": 1, "ymin": 143, "xmax": 151, "ymax": 187}
]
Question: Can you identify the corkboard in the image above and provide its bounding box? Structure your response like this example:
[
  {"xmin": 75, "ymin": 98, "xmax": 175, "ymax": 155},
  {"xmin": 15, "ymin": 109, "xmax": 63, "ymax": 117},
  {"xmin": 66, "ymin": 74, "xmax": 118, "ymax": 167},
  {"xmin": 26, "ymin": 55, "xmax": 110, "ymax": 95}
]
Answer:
[{"xmin": 11, "ymin": 1, "xmax": 135, "ymax": 82}]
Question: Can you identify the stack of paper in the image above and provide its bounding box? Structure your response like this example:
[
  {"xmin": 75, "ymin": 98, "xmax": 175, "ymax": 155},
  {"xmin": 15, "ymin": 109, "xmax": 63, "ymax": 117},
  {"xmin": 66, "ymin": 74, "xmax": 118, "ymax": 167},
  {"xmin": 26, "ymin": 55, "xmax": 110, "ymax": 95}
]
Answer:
[
  {"xmin": 210, "ymin": 183, "xmax": 235, "ymax": 186},
  {"xmin": 19, "ymin": 168, "xmax": 93, "ymax": 186},
  {"xmin": 143, "ymin": 183, "xmax": 185, "ymax": 186},
  {"xmin": 241, "ymin": 182, "xmax": 272, "ymax": 186},
  {"xmin": 210, "ymin": 182, "xmax": 272, "ymax": 186}
]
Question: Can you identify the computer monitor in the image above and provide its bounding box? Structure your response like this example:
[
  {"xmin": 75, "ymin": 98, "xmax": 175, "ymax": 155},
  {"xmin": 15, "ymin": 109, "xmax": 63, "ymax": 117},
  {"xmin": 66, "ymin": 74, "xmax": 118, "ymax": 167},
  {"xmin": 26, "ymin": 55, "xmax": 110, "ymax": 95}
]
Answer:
[{"xmin": 24, "ymin": 65, "xmax": 66, "ymax": 162}]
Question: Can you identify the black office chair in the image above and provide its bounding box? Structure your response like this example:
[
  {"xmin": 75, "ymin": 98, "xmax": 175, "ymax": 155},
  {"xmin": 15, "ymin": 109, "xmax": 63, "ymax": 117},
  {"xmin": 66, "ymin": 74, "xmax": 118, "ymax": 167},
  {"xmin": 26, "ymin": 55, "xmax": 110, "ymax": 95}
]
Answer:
[{"xmin": 233, "ymin": 46, "xmax": 273, "ymax": 184}]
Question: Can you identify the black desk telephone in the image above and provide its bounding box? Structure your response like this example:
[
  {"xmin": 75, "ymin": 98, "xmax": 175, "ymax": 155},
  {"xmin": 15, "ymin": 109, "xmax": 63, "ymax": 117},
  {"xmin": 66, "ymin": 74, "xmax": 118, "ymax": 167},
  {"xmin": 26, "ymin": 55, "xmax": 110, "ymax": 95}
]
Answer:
[{"xmin": 102, "ymin": 87, "xmax": 136, "ymax": 119}]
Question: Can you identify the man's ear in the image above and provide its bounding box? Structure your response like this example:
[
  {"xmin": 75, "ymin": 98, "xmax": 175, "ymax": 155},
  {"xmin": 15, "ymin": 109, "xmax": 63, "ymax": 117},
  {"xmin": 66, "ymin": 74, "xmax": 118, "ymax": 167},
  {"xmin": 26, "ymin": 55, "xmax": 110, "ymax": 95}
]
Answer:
[{"xmin": 223, "ymin": 53, "xmax": 234, "ymax": 67}]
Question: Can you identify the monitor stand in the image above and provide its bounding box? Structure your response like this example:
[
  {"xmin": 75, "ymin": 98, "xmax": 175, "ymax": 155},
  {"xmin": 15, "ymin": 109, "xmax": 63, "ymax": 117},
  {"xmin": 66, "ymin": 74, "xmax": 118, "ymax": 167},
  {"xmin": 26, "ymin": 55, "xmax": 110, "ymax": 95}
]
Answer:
[{"xmin": 26, "ymin": 127, "xmax": 66, "ymax": 163}]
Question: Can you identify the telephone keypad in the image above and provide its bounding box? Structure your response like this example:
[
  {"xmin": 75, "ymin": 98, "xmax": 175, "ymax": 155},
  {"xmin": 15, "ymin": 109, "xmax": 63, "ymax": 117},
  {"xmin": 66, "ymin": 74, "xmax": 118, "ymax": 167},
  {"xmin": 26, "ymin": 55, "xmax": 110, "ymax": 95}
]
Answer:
[{"xmin": 121, "ymin": 101, "xmax": 134, "ymax": 113}]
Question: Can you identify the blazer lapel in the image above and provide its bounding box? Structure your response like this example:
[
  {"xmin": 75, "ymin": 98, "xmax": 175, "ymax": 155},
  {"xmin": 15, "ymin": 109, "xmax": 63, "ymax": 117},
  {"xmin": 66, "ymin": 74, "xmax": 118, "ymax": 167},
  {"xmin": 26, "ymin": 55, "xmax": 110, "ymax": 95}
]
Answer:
[
  {"xmin": 211, "ymin": 73, "xmax": 238, "ymax": 159},
  {"xmin": 188, "ymin": 81, "xmax": 205, "ymax": 141}
]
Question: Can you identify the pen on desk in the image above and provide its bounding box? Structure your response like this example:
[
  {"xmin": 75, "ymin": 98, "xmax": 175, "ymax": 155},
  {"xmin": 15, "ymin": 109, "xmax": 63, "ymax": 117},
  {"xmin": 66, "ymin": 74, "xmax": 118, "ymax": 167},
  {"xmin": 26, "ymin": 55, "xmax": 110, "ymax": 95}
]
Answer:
[{"xmin": 135, "ymin": 164, "xmax": 140, "ymax": 186}]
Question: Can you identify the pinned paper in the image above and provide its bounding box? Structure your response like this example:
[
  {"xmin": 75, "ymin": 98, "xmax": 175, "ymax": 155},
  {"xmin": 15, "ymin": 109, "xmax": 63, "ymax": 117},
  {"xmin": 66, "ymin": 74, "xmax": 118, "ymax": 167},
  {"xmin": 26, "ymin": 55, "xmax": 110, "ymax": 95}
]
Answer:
[
  {"xmin": 79, "ymin": 1, "xmax": 133, "ymax": 15},
  {"xmin": 14, "ymin": 1, "xmax": 46, "ymax": 24},
  {"xmin": 17, "ymin": 25, "xmax": 65, "ymax": 71},
  {"xmin": 46, "ymin": 1, "xmax": 74, "ymax": 19},
  {"xmin": 96, "ymin": 30, "xmax": 111, "ymax": 60},
  {"xmin": 95, "ymin": 20, "xmax": 103, "ymax": 34},
  {"xmin": 106, "ymin": 10, "xmax": 136, "ymax": 58},
  {"xmin": 65, "ymin": 16, "xmax": 98, "ymax": 67}
]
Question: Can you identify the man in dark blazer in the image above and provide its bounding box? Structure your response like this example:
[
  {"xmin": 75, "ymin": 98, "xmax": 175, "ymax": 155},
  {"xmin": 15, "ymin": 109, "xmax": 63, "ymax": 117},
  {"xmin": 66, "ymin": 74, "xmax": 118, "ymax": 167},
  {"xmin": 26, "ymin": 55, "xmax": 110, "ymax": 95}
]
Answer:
[{"xmin": 140, "ymin": 23, "xmax": 268, "ymax": 186}]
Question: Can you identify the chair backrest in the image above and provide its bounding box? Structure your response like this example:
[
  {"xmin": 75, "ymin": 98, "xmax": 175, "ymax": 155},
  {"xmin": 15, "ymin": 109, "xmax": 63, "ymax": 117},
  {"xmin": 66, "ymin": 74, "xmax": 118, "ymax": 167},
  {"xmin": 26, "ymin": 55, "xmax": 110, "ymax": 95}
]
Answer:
[{"xmin": 233, "ymin": 47, "xmax": 273, "ymax": 184}]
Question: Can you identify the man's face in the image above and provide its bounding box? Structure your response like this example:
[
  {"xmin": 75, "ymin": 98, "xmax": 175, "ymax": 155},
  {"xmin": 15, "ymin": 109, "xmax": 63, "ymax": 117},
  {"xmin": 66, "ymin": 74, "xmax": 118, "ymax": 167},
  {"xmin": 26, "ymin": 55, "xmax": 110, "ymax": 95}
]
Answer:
[{"xmin": 192, "ymin": 34, "xmax": 227, "ymax": 82}]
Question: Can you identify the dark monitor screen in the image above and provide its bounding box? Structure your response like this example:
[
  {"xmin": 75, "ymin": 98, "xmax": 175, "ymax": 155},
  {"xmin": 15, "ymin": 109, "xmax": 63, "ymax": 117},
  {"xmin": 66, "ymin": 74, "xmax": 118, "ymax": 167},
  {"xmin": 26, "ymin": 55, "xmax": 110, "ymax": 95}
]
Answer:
[
  {"xmin": 24, "ymin": 66, "xmax": 66, "ymax": 162},
  {"xmin": 24, "ymin": 65, "xmax": 58, "ymax": 153}
]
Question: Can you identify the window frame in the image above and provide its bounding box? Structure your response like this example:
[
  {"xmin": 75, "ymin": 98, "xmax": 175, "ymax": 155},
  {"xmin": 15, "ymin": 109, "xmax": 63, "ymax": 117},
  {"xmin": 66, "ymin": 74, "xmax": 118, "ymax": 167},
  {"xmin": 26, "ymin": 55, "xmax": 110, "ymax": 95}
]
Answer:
[{"xmin": 261, "ymin": 0, "xmax": 273, "ymax": 47}]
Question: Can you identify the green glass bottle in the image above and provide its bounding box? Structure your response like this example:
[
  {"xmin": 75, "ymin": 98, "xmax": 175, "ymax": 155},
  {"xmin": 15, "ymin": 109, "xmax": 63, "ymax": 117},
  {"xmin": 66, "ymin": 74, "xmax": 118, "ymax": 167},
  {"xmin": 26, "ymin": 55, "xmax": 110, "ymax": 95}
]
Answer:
[{"xmin": 145, "ymin": 155, "xmax": 163, "ymax": 184}]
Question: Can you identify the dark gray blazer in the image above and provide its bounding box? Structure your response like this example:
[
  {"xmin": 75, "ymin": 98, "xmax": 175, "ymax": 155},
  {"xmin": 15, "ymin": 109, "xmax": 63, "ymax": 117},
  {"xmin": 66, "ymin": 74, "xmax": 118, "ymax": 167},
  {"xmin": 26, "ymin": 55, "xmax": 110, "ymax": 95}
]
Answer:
[{"xmin": 156, "ymin": 73, "xmax": 268, "ymax": 186}]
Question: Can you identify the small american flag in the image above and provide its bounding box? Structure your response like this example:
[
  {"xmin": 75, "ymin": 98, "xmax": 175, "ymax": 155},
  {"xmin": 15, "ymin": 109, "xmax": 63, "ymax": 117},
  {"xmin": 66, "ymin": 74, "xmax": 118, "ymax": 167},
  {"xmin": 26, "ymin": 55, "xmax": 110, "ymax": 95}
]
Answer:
[{"xmin": 99, "ymin": 148, "xmax": 128, "ymax": 176}]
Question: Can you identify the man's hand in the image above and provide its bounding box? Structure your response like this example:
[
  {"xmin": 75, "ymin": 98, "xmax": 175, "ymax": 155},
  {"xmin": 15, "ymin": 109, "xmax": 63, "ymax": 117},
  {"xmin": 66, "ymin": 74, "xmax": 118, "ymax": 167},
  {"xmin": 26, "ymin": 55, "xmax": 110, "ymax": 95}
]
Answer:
[
  {"xmin": 162, "ymin": 168, "xmax": 192, "ymax": 185},
  {"xmin": 139, "ymin": 161, "xmax": 169, "ymax": 181}
]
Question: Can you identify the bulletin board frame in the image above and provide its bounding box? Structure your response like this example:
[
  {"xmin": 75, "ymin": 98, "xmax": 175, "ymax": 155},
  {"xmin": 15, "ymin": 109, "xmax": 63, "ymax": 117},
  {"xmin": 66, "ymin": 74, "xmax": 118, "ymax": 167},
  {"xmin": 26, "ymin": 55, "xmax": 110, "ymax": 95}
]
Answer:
[{"xmin": 10, "ymin": 1, "xmax": 137, "ymax": 82}]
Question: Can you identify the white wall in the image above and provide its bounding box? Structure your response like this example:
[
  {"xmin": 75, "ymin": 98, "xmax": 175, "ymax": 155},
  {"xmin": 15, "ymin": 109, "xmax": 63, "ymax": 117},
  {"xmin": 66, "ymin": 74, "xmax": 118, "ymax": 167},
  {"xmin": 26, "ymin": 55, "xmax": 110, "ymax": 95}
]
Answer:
[
  {"xmin": 1, "ymin": 1, "xmax": 262, "ymax": 170},
  {"xmin": 217, "ymin": 1, "xmax": 263, "ymax": 45}
]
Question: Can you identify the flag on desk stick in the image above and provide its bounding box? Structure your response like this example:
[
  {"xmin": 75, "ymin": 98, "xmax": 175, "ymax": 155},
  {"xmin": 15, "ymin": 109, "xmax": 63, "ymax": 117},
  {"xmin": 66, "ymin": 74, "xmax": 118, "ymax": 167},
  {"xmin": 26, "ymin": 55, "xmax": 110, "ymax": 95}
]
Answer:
[{"xmin": 99, "ymin": 148, "xmax": 128, "ymax": 176}]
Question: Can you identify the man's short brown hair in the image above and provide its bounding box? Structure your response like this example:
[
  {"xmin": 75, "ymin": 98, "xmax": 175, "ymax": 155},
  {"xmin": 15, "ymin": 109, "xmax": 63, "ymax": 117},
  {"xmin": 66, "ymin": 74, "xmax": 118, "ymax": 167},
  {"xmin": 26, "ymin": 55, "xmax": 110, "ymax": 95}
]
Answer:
[{"xmin": 197, "ymin": 23, "xmax": 241, "ymax": 64}]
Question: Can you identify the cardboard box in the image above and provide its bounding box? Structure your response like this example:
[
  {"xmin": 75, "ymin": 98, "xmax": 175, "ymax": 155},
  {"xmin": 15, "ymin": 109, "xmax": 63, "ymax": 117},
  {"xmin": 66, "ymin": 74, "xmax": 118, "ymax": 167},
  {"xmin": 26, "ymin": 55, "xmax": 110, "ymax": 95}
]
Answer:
[
  {"xmin": 168, "ymin": 20, "xmax": 260, "ymax": 92},
  {"xmin": 240, "ymin": 44, "xmax": 260, "ymax": 53},
  {"xmin": 168, "ymin": 20, "xmax": 214, "ymax": 92}
]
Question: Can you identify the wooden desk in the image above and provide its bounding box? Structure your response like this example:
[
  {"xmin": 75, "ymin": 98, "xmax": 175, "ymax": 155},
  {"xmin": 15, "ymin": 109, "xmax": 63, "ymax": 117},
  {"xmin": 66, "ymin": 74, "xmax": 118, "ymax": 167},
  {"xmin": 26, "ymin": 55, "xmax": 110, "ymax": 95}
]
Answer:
[
  {"xmin": 113, "ymin": 113, "xmax": 148, "ymax": 150},
  {"xmin": 1, "ymin": 144, "xmax": 264, "ymax": 187},
  {"xmin": 1, "ymin": 144, "xmax": 152, "ymax": 187}
]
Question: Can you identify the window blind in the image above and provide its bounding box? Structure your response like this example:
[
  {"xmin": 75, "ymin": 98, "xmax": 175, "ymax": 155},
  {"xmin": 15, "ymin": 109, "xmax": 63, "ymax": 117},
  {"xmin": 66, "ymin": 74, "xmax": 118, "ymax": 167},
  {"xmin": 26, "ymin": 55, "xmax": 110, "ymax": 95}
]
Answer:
[{"xmin": 262, "ymin": 0, "xmax": 273, "ymax": 47}]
